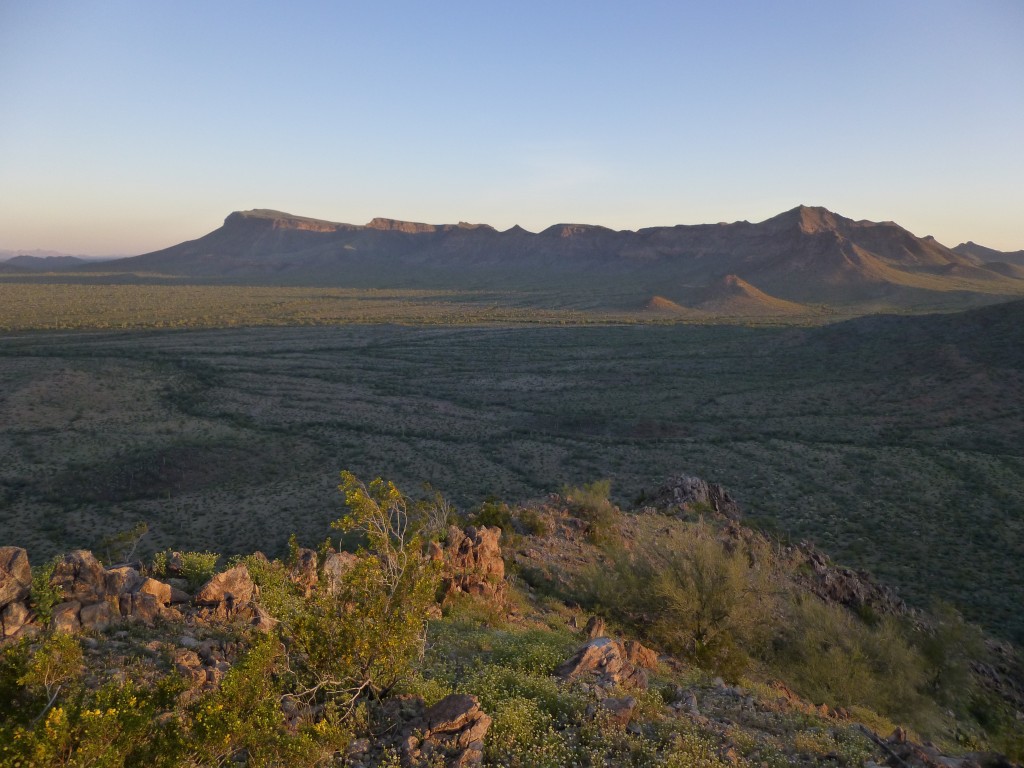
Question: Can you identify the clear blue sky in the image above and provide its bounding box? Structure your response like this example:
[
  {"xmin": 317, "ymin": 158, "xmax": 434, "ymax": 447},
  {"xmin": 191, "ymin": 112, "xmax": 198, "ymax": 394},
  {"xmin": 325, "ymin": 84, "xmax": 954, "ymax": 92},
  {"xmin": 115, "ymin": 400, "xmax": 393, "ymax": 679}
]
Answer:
[{"xmin": 1, "ymin": 0, "xmax": 1022, "ymax": 255}]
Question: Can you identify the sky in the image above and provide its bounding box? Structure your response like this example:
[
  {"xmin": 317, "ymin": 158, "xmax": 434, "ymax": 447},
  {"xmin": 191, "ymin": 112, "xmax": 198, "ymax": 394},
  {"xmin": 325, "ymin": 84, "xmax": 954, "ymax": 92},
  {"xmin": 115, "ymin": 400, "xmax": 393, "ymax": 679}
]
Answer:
[{"xmin": 1, "ymin": 0, "xmax": 1022, "ymax": 255}]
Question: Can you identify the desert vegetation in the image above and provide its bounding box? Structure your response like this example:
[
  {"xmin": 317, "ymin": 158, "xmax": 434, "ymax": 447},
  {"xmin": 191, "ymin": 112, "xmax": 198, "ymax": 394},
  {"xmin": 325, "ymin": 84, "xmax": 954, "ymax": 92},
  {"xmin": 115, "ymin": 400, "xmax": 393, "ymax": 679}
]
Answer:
[
  {"xmin": 1, "ymin": 310, "xmax": 1021, "ymax": 646},
  {"xmin": 1, "ymin": 472, "xmax": 1022, "ymax": 767}
]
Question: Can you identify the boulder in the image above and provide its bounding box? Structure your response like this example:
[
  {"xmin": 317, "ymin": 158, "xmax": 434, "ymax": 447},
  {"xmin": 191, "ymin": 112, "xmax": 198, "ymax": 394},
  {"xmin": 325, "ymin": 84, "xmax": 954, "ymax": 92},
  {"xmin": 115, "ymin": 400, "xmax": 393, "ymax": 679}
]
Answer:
[
  {"xmin": 194, "ymin": 565, "xmax": 257, "ymax": 616},
  {"xmin": 289, "ymin": 547, "xmax": 319, "ymax": 597},
  {"xmin": 556, "ymin": 637, "xmax": 648, "ymax": 690},
  {"xmin": 391, "ymin": 693, "xmax": 492, "ymax": 768},
  {"xmin": 599, "ymin": 695, "xmax": 637, "ymax": 726},
  {"xmin": 138, "ymin": 577, "xmax": 172, "ymax": 607},
  {"xmin": 624, "ymin": 639, "xmax": 659, "ymax": 670},
  {"xmin": 104, "ymin": 565, "xmax": 142, "ymax": 596},
  {"xmin": 80, "ymin": 600, "xmax": 118, "ymax": 632},
  {"xmin": 645, "ymin": 475, "xmax": 742, "ymax": 520},
  {"xmin": 439, "ymin": 525, "xmax": 506, "ymax": 603},
  {"xmin": 321, "ymin": 551, "xmax": 358, "ymax": 595},
  {"xmin": 52, "ymin": 550, "xmax": 107, "ymax": 603},
  {"xmin": 0, "ymin": 547, "xmax": 32, "ymax": 608},
  {"xmin": 119, "ymin": 592, "xmax": 161, "ymax": 625},
  {"xmin": 584, "ymin": 615, "xmax": 607, "ymax": 639},
  {"xmin": 1, "ymin": 600, "xmax": 31, "ymax": 638},
  {"xmin": 52, "ymin": 600, "xmax": 82, "ymax": 633}
]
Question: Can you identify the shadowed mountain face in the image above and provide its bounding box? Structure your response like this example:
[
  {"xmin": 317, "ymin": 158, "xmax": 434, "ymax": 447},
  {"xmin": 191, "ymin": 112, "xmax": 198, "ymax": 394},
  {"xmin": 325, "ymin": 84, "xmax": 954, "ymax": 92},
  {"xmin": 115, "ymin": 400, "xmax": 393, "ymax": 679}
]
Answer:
[
  {"xmin": 0, "ymin": 255, "xmax": 90, "ymax": 272},
  {"xmin": 954, "ymin": 241, "xmax": 1024, "ymax": 268},
  {"xmin": 78, "ymin": 206, "xmax": 1024, "ymax": 313}
]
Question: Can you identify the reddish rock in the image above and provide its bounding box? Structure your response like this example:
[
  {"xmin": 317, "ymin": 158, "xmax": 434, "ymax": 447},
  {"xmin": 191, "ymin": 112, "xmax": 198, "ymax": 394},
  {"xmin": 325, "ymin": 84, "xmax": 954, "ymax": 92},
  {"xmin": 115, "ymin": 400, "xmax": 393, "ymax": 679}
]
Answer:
[
  {"xmin": 120, "ymin": 592, "xmax": 161, "ymax": 625},
  {"xmin": 556, "ymin": 637, "xmax": 648, "ymax": 690},
  {"xmin": 321, "ymin": 551, "xmax": 358, "ymax": 595},
  {"xmin": 289, "ymin": 547, "xmax": 319, "ymax": 597},
  {"xmin": 194, "ymin": 564, "xmax": 257, "ymax": 615},
  {"xmin": 600, "ymin": 695, "xmax": 637, "ymax": 726},
  {"xmin": 1, "ymin": 600, "xmax": 31, "ymax": 638},
  {"xmin": 104, "ymin": 565, "xmax": 142, "ymax": 596},
  {"xmin": 624, "ymin": 639, "xmax": 659, "ymax": 670},
  {"xmin": 52, "ymin": 600, "xmax": 82, "ymax": 633},
  {"xmin": 138, "ymin": 577, "xmax": 172, "ymax": 606},
  {"xmin": 585, "ymin": 615, "xmax": 607, "ymax": 639},
  {"xmin": 440, "ymin": 525, "xmax": 506, "ymax": 603},
  {"xmin": 52, "ymin": 550, "xmax": 107, "ymax": 603},
  {"xmin": 0, "ymin": 547, "xmax": 32, "ymax": 608},
  {"xmin": 397, "ymin": 693, "xmax": 492, "ymax": 767},
  {"xmin": 80, "ymin": 600, "xmax": 118, "ymax": 632}
]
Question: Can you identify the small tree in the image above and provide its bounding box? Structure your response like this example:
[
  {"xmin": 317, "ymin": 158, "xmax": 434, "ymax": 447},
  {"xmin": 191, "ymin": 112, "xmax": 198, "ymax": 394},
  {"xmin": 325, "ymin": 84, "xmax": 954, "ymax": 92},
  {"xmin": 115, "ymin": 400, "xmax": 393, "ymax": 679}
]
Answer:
[{"xmin": 280, "ymin": 472, "xmax": 440, "ymax": 714}]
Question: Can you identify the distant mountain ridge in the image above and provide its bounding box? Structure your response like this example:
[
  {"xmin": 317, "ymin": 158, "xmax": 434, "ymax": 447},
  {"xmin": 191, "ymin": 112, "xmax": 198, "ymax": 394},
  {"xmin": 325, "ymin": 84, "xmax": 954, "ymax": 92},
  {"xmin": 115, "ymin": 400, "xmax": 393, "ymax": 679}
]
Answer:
[
  {"xmin": 56, "ymin": 206, "xmax": 1024, "ymax": 314},
  {"xmin": 953, "ymin": 241, "xmax": 1024, "ymax": 267}
]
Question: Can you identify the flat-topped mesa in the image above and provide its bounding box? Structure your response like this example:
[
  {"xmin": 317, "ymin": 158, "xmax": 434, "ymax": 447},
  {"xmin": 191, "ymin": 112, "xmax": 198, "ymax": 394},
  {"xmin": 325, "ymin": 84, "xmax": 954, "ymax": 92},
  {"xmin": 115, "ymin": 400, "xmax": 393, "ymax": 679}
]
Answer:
[{"xmin": 224, "ymin": 209, "xmax": 353, "ymax": 233}]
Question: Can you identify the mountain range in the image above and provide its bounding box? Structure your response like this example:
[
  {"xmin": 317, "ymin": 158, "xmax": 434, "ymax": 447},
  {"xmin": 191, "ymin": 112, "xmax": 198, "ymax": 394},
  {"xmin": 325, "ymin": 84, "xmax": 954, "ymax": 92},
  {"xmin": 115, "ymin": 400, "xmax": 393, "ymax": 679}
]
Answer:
[{"xmin": 16, "ymin": 206, "xmax": 1024, "ymax": 316}]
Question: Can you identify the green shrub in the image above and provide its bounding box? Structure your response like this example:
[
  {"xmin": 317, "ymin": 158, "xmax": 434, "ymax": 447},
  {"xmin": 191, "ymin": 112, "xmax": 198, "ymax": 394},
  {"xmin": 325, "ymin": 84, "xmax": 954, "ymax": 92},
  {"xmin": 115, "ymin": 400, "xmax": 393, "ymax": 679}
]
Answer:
[
  {"xmin": 578, "ymin": 522, "xmax": 775, "ymax": 679},
  {"xmin": 490, "ymin": 629, "xmax": 577, "ymax": 675},
  {"xmin": 770, "ymin": 596, "xmax": 933, "ymax": 724},
  {"xmin": 28, "ymin": 557, "xmax": 63, "ymax": 624},
  {"xmin": 517, "ymin": 507, "xmax": 549, "ymax": 537},
  {"xmin": 177, "ymin": 551, "xmax": 220, "ymax": 592},
  {"xmin": 561, "ymin": 479, "xmax": 619, "ymax": 544},
  {"xmin": 272, "ymin": 472, "xmax": 441, "ymax": 713},
  {"xmin": 473, "ymin": 498, "xmax": 514, "ymax": 531}
]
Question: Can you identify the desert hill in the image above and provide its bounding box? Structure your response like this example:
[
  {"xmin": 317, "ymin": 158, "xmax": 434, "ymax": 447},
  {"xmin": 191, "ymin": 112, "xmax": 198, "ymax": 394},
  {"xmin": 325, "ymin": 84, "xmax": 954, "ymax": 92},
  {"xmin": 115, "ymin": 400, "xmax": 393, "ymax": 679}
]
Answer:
[
  {"xmin": 2, "ymin": 474, "xmax": 1022, "ymax": 765},
  {"xmin": 954, "ymin": 241, "xmax": 1024, "ymax": 267},
  {"xmin": 76, "ymin": 205, "xmax": 1024, "ymax": 314},
  {"xmin": 691, "ymin": 273, "xmax": 812, "ymax": 317}
]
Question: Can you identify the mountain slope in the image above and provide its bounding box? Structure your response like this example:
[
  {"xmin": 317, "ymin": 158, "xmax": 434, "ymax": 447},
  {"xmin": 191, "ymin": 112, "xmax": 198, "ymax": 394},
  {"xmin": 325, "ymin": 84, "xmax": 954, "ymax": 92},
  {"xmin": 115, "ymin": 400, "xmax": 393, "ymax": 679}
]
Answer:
[
  {"xmin": 954, "ymin": 241, "xmax": 1024, "ymax": 267},
  {"xmin": 78, "ymin": 206, "xmax": 1024, "ymax": 311},
  {"xmin": 692, "ymin": 274, "xmax": 812, "ymax": 316}
]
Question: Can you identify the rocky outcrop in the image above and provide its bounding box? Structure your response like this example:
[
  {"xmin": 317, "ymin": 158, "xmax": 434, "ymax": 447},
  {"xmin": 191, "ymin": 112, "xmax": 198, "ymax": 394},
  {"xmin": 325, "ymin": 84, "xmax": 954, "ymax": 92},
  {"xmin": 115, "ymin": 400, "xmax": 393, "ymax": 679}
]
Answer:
[
  {"xmin": 194, "ymin": 564, "xmax": 258, "ymax": 617},
  {"xmin": 556, "ymin": 637, "xmax": 649, "ymax": 691},
  {"xmin": 797, "ymin": 546, "xmax": 907, "ymax": 617},
  {"xmin": 288, "ymin": 546, "xmax": 319, "ymax": 597},
  {"xmin": 0, "ymin": 547, "xmax": 33, "ymax": 639},
  {"xmin": 644, "ymin": 475, "xmax": 742, "ymax": 520},
  {"xmin": 0, "ymin": 546, "xmax": 32, "ymax": 607},
  {"xmin": 434, "ymin": 525, "xmax": 506, "ymax": 604},
  {"xmin": 48, "ymin": 549, "xmax": 180, "ymax": 628},
  {"xmin": 321, "ymin": 551, "xmax": 358, "ymax": 595},
  {"xmin": 52, "ymin": 550, "xmax": 108, "ymax": 603},
  {"xmin": 373, "ymin": 693, "xmax": 492, "ymax": 768}
]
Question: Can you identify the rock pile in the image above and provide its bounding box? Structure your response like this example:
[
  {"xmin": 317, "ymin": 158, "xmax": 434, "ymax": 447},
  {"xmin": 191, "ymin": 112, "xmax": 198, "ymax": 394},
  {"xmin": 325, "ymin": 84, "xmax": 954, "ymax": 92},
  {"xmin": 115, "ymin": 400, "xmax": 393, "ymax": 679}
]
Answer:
[
  {"xmin": 0, "ymin": 546, "xmax": 33, "ymax": 640},
  {"xmin": 357, "ymin": 693, "xmax": 492, "ymax": 768},
  {"xmin": 432, "ymin": 525, "xmax": 507, "ymax": 604},
  {"xmin": 49, "ymin": 549, "xmax": 178, "ymax": 631},
  {"xmin": 796, "ymin": 546, "xmax": 907, "ymax": 617},
  {"xmin": 556, "ymin": 636, "xmax": 658, "ymax": 692},
  {"xmin": 644, "ymin": 475, "xmax": 743, "ymax": 520}
]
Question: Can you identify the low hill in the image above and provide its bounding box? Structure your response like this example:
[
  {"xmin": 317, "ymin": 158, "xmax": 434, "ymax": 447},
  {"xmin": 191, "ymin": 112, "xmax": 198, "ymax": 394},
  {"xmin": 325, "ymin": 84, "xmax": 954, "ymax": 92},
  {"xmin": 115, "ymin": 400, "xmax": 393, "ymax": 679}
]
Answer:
[
  {"xmin": 954, "ymin": 241, "xmax": 1024, "ymax": 267},
  {"xmin": 76, "ymin": 205, "xmax": 1024, "ymax": 314},
  {"xmin": 691, "ymin": 274, "xmax": 813, "ymax": 317}
]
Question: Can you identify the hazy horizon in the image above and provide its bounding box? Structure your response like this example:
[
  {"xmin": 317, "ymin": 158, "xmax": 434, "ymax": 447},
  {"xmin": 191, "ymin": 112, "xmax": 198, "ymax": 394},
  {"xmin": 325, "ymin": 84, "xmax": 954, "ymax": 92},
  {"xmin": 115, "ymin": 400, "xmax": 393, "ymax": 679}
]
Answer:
[{"xmin": 2, "ymin": 1, "xmax": 1022, "ymax": 255}]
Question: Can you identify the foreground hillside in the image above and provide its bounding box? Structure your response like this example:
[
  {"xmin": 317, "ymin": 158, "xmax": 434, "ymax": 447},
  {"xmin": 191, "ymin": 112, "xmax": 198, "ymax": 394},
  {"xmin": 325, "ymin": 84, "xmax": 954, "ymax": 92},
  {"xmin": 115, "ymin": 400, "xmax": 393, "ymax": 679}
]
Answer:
[{"xmin": 2, "ymin": 473, "xmax": 1022, "ymax": 766}]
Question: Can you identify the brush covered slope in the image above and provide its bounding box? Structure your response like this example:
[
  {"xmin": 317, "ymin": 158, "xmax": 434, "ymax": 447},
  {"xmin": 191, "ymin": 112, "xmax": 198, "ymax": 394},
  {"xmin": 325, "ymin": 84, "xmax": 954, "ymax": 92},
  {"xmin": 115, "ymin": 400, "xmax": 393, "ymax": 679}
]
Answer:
[
  {"xmin": 74, "ymin": 206, "xmax": 1024, "ymax": 315},
  {"xmin": 2, "ymin": 472, "xmax": 1022, "ymax": 767}
]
